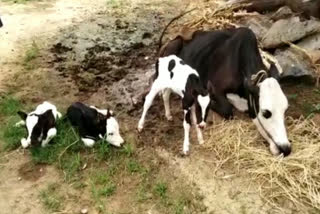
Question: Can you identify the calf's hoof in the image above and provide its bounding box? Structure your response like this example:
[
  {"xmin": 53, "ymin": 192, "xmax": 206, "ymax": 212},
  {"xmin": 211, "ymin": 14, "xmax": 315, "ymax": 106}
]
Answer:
[{"xmin": 137, "ymin": 124, "xmax": 144, "ymax": 133}]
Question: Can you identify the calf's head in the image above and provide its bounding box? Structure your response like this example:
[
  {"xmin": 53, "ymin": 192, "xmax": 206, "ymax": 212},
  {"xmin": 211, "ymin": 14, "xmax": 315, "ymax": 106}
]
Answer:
[
  {"xmin": 96, "ymin": 110, "xmax": 124, "ymax": 147},
  {"xmin": 18, "ymin": 109, "xmax": 55, "ymax": 148},
  {"xmin": 246, "ymin": 64, "xmax": 290, "ymax": 156},
  {"xmin": 187, "ymin": 75, "xmax": 210, "ymax": 129}
]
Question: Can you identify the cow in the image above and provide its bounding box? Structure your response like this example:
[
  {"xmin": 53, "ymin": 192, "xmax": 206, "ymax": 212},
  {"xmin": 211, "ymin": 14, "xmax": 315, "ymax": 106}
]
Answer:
[
  {"xmin": 67, "ymin": 102, "xmax": 124, "ymax": 147},
  {"xmin": 15, "ymin": 101, "xmax": 62, "ymax": 148},
  {"xmin": 160, "ymin": 27, "xmax": 291, "ymax": 157},
  {"xmin": 138, "ymin": 55, "xmax": 211, "ymax": 155}
]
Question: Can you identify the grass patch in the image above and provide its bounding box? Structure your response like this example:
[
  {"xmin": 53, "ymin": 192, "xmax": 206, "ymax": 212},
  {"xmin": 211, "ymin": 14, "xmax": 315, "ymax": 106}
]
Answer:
[
  {"xmin": 0, "ymin": 95, "xmax": 22, "ymax": 116},
  {"xmin": 39, "ymin": 183, "xmax": 64, "ymax": 213},
  {"xmin": 154, "ymin": 181, "xmax": 168, "ymax": 200},
  {"xmin": 23, "ymin": 41, "xmax": 40, "ymax": 70}
]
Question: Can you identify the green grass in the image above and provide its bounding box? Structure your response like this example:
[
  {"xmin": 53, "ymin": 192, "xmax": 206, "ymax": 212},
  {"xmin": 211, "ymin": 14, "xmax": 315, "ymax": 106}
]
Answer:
[
  {"xmin": 0, "ymin": 95, "xmax": 25, "ymax": 151},
  {"xmin": 39, "ymin": 183, "xmax": 64, "ymax": 213},
  {"xmin": 154, "ymin": 181, "xmax": 168, "ymax": 200},
  {"xmin": 23, "ymin": 41, "xmax": 40, "ymax": 70}
]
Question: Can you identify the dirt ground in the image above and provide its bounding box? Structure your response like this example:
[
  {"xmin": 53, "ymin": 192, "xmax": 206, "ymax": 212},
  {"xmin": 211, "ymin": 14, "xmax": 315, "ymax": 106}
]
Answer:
[{"xmin": 1, "ymin": 0, "xmax": 320, "ymax": 214}]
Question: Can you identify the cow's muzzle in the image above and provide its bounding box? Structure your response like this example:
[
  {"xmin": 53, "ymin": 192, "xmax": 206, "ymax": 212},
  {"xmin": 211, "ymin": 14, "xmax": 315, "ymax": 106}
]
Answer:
[{"xmin": 277, "ymin": 144, "xmax": 291, "ymax": 157}]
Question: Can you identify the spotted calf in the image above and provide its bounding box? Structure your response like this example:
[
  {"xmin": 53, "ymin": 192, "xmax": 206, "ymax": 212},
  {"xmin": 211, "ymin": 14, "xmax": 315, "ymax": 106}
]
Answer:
[
  {"xmin": 16, "ymin": 101, "xmax": 62, "ymax": 148},
  {"xmin": 138, "ymin": 55, "xmax": 211, "ymax": 155}
]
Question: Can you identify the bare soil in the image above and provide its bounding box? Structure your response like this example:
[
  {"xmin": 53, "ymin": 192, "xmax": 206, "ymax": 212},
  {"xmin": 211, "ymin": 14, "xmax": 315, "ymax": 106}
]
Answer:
[{"xmin": 1, "ymin": 0, "xmax": 320, "ymax": 213}]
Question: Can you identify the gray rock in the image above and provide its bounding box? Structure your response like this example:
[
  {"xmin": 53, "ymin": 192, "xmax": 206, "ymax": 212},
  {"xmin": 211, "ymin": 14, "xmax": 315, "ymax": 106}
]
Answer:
[
  {"xmin": 239, "ymin": 14, "xmax": 273, "ymax": 41},
  {"xmin": 297, "ymin": 32, "xmax": 320, "ymax": 51},
  {"xmin": 262, "ymin": 17, "xmax": 320, "ymax": 49},
  {"xmin": 275, "ymin": 47, "xmax": 316, "ymax": 82},
  {"xmin": 270, "ymin": 6, "xmax": 293, "ymax": 21}
]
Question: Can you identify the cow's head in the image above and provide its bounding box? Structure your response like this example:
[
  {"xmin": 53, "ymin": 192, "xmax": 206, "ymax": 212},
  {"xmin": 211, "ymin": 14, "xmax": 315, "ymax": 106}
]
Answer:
[
  {"xmin": 18, "ymin": 109, "xmax": 55, "ymax": 148},
  {"xmin": 246, "ymin": 63, "xmax": 290, "ymax": 156}
]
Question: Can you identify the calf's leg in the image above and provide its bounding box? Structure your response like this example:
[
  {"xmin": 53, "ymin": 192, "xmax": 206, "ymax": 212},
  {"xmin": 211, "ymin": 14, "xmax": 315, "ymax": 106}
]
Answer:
[
  {"xmin": 183, "ymin": 109, "xmax": 191, "ymax": 155},
  {"xmin": 162, "ymin": 88, "xmax": 173, "ymax": 121},
  {"xmin": 138, "ymin": 80, "xmax": 163, "ymax": 132},
  {"xmin": 41, "ymin": 128, "xmax": 57, "ymax": 147},
  {"xmin": 191, "ymin": 106, "xmax": 204, "ymax": 145}
]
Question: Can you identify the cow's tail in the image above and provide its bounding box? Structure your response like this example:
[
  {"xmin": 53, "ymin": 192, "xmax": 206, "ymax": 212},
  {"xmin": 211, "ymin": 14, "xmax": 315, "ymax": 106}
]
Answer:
[{"xmin": 157, "ymin": 7, "xmax": 197, "ymax": 52}]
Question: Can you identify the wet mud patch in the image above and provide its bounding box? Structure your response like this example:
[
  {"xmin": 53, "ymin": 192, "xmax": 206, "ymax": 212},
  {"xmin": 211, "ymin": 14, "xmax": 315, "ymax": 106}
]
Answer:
[
  {"xmin": 49, "ymin": 0, "xmax": 177, "ymax": 112},
  {"xmin": 18, "ymin": 162, "xmax": 47, "ymax": 182}
]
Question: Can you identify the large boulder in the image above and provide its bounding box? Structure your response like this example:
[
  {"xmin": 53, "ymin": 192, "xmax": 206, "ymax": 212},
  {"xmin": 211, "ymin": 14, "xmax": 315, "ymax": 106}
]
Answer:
[{"xmin": 262, "ymin": 17, "xmax": 320, "ymax": 49}]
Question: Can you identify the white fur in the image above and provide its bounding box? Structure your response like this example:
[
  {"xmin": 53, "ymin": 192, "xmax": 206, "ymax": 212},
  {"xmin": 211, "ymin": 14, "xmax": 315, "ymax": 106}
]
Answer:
[
  {"xmin": 41, "ymin": 128, "xmax": 57, "ymax": 147},
  {"xmin": 82, "ymin": 138, "xmax": 96, "ymax": 147},
  {"xmin": 226, "ymin": 93, "xmax": 248, "ymax": 112},
  {"xmin": 256, "ymin": 78, "xmax": 289, "ymax": 155},
  {"xmin": 106, "ymin": 116, "xmax": 124, "ymax": 147},
  {"xmin": 197, "ymin": 95, "xmax": 210, "ymax": 124},
  {"xmin": 138, "ymin": 55, "xmax": 210, "ymax": 154}
]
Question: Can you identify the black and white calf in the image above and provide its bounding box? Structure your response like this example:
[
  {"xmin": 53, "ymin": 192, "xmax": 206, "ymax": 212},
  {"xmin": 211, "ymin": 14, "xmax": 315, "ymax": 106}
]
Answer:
[
  {"xmin": 16, "ymin": 101, "xmax": 62, "ymax": 148},
  {"xmin": 138, "ymin": 55, "xmax": 211, "ymax": 155},
  {"xmin": 67, "ymin": 102, "xmax": 124, "ymax": 147}
]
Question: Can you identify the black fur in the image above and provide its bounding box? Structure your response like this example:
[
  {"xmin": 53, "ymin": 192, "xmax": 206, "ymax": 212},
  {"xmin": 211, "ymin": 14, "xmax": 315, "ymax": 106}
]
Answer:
[
  {"xmin": 30, "ymin": 110, "xmax": 56, "ymax": 146},
  {"xmin": 67, "ymin": 102, "xmax": 107, "ymax": 140},
  {"xmin": 168, "ymin": 59, "xmax": 176, "ymax": 71}
]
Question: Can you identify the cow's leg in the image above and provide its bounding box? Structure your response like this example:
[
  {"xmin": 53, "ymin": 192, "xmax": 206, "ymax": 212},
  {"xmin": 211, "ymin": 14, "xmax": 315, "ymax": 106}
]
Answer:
[
  {"xmin": 211, "ymin": 95, "xmax": 234, "ymax": 119},
  {"xmin": 138, "ymin": 80, "xmax": 163, "ymax": 132},
  {"xmin": 41, "ymin": 128, "xmax": 57, "ymax": 147},
  {"xmin": 191, "ymin": 106, "xmax": 204, "ymax": 145},
  {"xmin": 226, "ymin": 93, "xmax": 248, "ymax": 112},
  {"xmin": 183, "ymin": 109, "xmax": 191, "ymax": 155},
  {"xmin": 162, "ymin": 88, "xmax": 173, "ymax": 121}
]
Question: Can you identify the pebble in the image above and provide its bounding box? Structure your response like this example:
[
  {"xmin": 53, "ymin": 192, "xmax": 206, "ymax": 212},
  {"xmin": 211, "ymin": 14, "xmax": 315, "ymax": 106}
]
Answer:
[
  {"xmin": 81, "ymin": 208, "xmax": 88, "ymax": 214},
  {"xmin": 18, "ymin": 177, "xmax": 22, "ymax": 181}
]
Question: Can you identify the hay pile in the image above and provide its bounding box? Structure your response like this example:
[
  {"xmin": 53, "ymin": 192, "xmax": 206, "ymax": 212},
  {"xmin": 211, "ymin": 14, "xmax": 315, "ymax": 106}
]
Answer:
[{"xmin": 204, "ymin": 117, "xmax": 320, "ymax": 211}]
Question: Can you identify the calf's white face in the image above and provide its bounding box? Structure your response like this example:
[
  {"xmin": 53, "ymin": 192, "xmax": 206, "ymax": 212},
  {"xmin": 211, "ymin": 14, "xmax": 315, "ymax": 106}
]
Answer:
[
  {"xmin": 253, "ymin": 78, "xmax": 290, "ymax": 156},
  {"xmin": 106, "ymin": 117, "xmax": 124, "ymax": 147},
  {"xmin": 196, "ymin": 94, "xmax": 211, "ymax": 128}
]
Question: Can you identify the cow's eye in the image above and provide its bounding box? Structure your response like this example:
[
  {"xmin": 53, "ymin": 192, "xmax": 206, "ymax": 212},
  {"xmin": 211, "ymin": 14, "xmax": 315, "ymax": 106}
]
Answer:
[
  {"xmin": 108, "ymin": 133, "xmax": 114, "ymax": 136},
  {"xmin": 262, "ymin": 110, "xmax": 272, "ymax": 119}
]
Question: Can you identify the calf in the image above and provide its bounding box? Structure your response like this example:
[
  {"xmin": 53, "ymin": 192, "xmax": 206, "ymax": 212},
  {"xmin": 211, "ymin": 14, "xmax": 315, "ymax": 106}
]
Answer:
[
  {"xmin": 67, "ymin": 102, "xmax": 124, "ymax": 147},
  {"xmin": 138, "ymin": 55, "xmax": 211, "ymax": 155},
  {"xmin": 16, "ymin": 101, "xmax": 62, "ymax": 148},
  {"xmin": 161, "ymin": 27, "xmax": 291, "ymax": 156}
]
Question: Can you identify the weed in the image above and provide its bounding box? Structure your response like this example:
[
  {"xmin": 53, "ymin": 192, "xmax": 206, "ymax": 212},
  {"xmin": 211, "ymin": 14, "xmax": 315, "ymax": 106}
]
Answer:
[
  {"xmin": 23, "ymin": 41, "xmax": 40, "ymax": 70},
  {"xmin": 39, "ymin": 183, "xmax": 64, "ymax": 212},
  {"xmin": 287, "ymin": 93, "xmax": 298, "ymax": 100},
  {"xmin": 154, "ymin": 181, "xmax": 168, "ymax": 200},
  {"xmin": 122, "ymin": 142, "xmax": 135, "ymax": 157},
  {"xmin": 0, "ymin": 95, "xmax": 22, "ymax": 116},
  {"xmin": 127, "ymin": 159, "xmax": 142, "ymax": 173}
]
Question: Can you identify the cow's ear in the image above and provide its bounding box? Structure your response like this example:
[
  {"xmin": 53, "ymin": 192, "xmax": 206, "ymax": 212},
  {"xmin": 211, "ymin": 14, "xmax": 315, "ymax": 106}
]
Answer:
[
  {"xmin": 244, "ymin": 78, "xmax": 259, "ymax": 96},
  {"xmin": 17, "ymin": 111, "xmax": 28, "ymax": 121},
  {"xmin": 269, "ymin": 63, "xmax": 280, "ymax": 81},
  {"xmin": 106, "ymin": 110, "xmax": 114, "ymax": 118}
]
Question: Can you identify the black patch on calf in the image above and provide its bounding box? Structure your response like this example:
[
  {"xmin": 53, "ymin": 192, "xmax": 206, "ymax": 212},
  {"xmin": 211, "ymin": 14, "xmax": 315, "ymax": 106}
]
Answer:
[
  {"xmin": 154, "ymin": 59, "xmax": 159, "ymax": 80},
  {"xmin": 30, "ymin": 110, "xmax": 56, "ymax": 146},
  {"xmin": 185, "ymin": 110, "xmax": 191, "ymax": 125},
  {"xmin": 17, "ymin": 111, "xmax": 28, "ymax": 121},
  {"xmin": 67, "ymin": 102, "xmax": 107, "ymax": 140},
  {"xmin": 168, "ymin": 59, "xmax": 176, "ymax": 72},
  {"xmin": 170, "ymin": 71, "xmax": 174, "ymax": 79}
]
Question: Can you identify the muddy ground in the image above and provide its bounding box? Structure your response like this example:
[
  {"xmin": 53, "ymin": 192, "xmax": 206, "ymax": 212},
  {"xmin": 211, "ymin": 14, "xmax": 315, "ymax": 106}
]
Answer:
[{"xmin": 1, "ymin": 0, "xmax": 320, "ymax": 214}]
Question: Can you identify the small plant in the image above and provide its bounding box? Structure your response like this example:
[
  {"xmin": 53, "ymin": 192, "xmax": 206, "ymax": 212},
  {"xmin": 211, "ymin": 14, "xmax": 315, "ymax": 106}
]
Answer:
[
  {"xmin": 127, "ymin": 159, "xmax": 142, "ymax": 173},
  {"xmin": 23, "ymin": 41, "xmax": 40, "ymax": 70},
  {"xmin": 39, "ymin": 183, "xmax": 64, "ymax": 212},
  {"xmin": 154, "ymin": 182, "xmax": 168, "ymax": 200}
]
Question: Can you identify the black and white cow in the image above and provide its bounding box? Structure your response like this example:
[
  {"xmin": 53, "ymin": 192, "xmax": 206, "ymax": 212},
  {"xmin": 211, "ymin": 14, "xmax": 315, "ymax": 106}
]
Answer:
[
  {"xmin": 16, "ymin": 101, "xmax": 62, "ymax": 148},
  {"xmin": 138, "ymin": 55, "xmax": 211, "ymax": 155},
  {"xmin": 67, "ymin": 102, "xmax": 124, "ymax": 147},
  {"xmin": 161, "ymin": 27, "xmax": 291, "ymax": 156}
]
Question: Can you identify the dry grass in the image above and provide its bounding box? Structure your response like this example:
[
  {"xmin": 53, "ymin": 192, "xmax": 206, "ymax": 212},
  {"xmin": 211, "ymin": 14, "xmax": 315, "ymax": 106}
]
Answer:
[{"xmin": 204, "ymin": 117, "xmax": 320, "ymax": 212}]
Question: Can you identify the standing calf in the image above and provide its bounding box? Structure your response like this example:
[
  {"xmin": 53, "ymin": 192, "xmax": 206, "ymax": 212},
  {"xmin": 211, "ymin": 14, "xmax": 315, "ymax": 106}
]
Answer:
[
  {"xmin": 67, "ymin": 102, "xmax": 124, "ymax": 147},
  {"xmin": 138, "ymin": 55, "xmax": 211, "ymax": 155},
  {"xmin": 16, "ymin": 101, "xmax": 62, "ymax": 148}
]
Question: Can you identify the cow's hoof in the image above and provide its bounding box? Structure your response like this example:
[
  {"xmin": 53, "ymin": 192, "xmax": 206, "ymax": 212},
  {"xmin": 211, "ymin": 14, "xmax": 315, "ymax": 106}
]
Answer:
[
  {"xmin": 137, "ymin": 126, "xmax": 143, "ymax": 133},
  {"xmin": 166, "ymin": 115, "xmax": 173, "ymax": 121}
]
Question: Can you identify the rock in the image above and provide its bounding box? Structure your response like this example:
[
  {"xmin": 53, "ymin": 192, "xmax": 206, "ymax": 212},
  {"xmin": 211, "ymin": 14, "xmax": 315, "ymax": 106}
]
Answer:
[
  {"xmin": 239, "ymin": 14, "xmax": 272, "ymax": 41},
  {"xmin": 270, "ymin": 6, "xmax": 293, "ymax": 21},
  {"xmin": 297, "ymin": 32, "xmax": 320, "ymax": 51},
  {"xmin": 262, "ymin": 17, "xmax": 320, "ymax": 49},
  {"xmin": 275, "ymin": 47, "xmax": 316, "ymax": 83},
  {"xmin": 80, "ymin": 208, "xmax": 88, "ymax": 214}
]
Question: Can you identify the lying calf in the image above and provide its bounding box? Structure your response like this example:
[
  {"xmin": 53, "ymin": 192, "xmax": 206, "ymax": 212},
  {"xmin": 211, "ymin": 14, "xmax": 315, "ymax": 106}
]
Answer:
[
  {"xmin": 16, "ymin": 101, "xmax": 62, "ymax": 148},
  {"xmin": 138, "ymin": 55, "xmax": 211, "ymax": 155},
  {"xmin": 67, "ymin": 102, "xmax": 124, "ymax": 147}
]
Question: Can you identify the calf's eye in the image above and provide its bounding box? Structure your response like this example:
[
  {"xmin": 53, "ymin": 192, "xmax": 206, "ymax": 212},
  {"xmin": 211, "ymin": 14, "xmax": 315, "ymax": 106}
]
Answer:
[
  {"xmin": 108, "ymin": 133, "xmax": 114, "ymax": 136},
  {"xmin": 262, "ymin": 110, "xmax": 272, "ymax": 119}
]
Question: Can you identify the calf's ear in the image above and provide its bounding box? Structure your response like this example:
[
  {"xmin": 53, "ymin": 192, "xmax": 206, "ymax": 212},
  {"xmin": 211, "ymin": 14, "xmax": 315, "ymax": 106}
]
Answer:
[
  {"xmin": 17, "ymin": 111, "xmax": 28, "ymax": 120},
  {"xmin": 106, "ymin": 110, "xmax": 114, "ymax": 118},
  {"xmin": 269, "ymin": 63, "xmax": 280, "ymax": 81}
]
